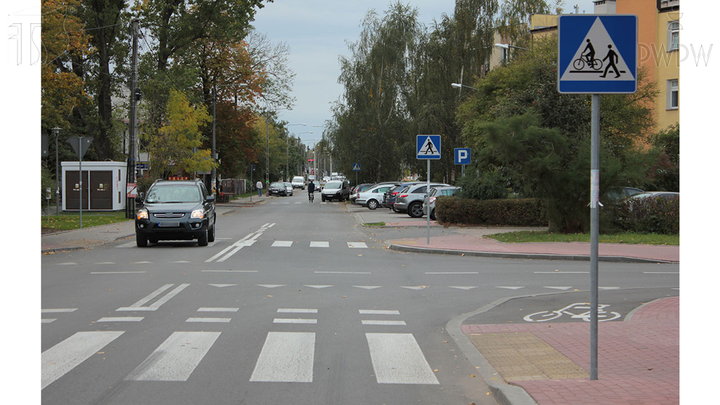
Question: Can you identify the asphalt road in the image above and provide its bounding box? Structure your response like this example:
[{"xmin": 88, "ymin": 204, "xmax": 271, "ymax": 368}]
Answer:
[{"xmin": 41, "ymin": 192, "xmax": 680, "ymax": 405}]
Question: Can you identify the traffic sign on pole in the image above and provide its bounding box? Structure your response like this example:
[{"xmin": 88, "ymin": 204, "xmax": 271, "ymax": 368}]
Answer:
[
  {"xmin": 454, "ymin": 148, "xmax": 471, "ymax": 165},
  {"xmin": 416, "ymin": 135, "xmax": 441, "ymax": 160},
  {"xmin": 558, "ymin": 15, "xmax": 638, "ymax": 94}
]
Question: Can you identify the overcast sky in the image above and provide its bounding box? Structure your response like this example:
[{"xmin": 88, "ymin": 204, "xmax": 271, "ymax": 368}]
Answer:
[{"xmin": 251, "ymin": 0, "xmax": 598, "ymax": 145}]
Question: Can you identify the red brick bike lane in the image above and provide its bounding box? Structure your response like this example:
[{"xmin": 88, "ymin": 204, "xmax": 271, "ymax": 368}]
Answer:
[{"xmin": 462, "ymin": 297, "xmax": 679, "ymax": 405}]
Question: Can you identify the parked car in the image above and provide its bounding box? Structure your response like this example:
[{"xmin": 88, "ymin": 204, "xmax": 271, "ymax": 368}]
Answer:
[
  {"xmin": 135, "ymin": 179, "xmax": 216, "ymax": 247},
  {"xmin": 350, "ymin": 183, "xmax": 375, "ymax": 204},
  {"xmin": 394, "ymin": 182, "xmax": 450, "ymax": 218},
  {"xmin": 291, "ymin": 176, "xmax": 306, "ymax": 190},
  {"xmin": 356, "ymin": 183, "xmax": 396, "ymax": 210},
  {"xmin": 321, "ymin": 180, "xmax": 351, "ymax": 202},
  {"xmin": 268, "ymin": 182, "xmax": 287, "ymax": 196},
  {"xmin": 605, "ymin": 186, "xmax": 644, "ymax": 200},
  {"xmin": 383, "ymin": 182, "xmax": 420, "ymax": 210},
  {"xmin": 284, "ymin": 182, "xmax": 294, "ymax": 196},
  {"xmin": 628, "ymin": 191, "xmax": 678, "ymax": 201},
  {"xmin": 423, "ymin": 186, "xmax": 461, "ymax": 220}
]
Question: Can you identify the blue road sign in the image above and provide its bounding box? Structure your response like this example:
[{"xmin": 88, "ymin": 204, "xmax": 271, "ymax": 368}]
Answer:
[
  {"xmin": 454, "ymin": 148, "xmax": 471, "ymax": 165},
  {"xmin": 352, "ymin": 163, "xmax": 361, "ymax": 171},
  {"xmin": 417, "ymin": 135, "xmax": 441, "ymax": 160},
  {"xmin": 558, "ymin": 15, "xmax": 638, "ymax": 94}
]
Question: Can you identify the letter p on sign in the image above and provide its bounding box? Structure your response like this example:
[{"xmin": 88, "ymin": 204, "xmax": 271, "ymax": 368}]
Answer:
[{"xmin": 455, "ymin": 148, "xmax": 471, "ymax": 165}]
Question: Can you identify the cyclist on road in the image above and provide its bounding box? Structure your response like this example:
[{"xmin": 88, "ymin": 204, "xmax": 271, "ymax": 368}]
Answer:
[{"xmin": 307, "ymin": 180, "xmax": 316, "ymax": 203}]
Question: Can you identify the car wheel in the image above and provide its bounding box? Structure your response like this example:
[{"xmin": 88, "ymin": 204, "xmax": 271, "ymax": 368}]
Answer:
[
  {"xmin": 198, "ymin": 226, "xmax": 209, "ymax": 246},
  {"xmin": 136, "ymin": 233, "xmax": 148, "ymax": 247},
  {"xmin": 367, "ymin": 199, "xmax": 378, "ymax": 210},
  {"xmin": 430, "ymin": 208, "xmax": 436, "ymax": 221},
  {"xmin": 322, "ymin": 196, "xmax": 326, "ymax": 202},
  {"xmin": 208, "ymin": 220, "xmax": 215, "ymax": 243},
  {"xmin": 392, "ymin": 204, "xmax": 399, "ymax": 213},
  {"xmin": 408, "ymin": 202, "xmax": 423, "ymax": 218}
]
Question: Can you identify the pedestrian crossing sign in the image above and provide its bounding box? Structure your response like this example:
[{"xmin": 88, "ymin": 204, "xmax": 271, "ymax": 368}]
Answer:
[
  {"xmin": 417, "ymin": 135, "xmax": 441, "ymax": 160},
  {"xmin": 353, "ymin": 163, "xmax": 361, "ymax": 171},
  {"xmin": 558, "ymin": 15, "xmax": 637, "ymax": 94}
]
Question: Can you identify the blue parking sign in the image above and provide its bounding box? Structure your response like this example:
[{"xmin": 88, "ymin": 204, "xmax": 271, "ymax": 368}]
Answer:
[{"xmin": 454, "ymin": 148, "xmax": 471, "ymax": 165}]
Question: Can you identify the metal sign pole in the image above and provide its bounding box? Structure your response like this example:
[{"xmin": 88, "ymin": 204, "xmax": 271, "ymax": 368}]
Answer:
[
  {"xmin": 79, "ymin": 136, "xmax": 84, "ymax": 229},
  {"xmin": 426, "ymin": 159, "xmax": 430, "ymax": 244},
  {"xmin": 590, "ymin": 94, "xmax": 600, "ymax": 380}
]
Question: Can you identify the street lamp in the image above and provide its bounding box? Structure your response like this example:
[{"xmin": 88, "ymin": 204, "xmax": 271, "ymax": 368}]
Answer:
[
  {"xmin": 451, "ymin": 83, "xmax": 478, "ymax": 91},
  {"xmin": 493, "ymin": 43, "xmax": 529, "ymax": 51}
]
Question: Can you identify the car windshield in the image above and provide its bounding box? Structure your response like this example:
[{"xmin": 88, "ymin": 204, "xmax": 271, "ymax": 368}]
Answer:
[
  {"xmin": 324, "ymin": 182, "xmax": 341, "ymax": 189},
  {"xmin": 270, "ymin": 182, "xmax": 283, "ymax": 188},
  {"xmin": 146, "ymin": 185, "xmax": 201, "ymax": 203}
]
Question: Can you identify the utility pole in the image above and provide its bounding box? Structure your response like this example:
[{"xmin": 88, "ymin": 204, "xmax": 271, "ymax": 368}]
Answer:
[
  {"xmin": 126, "ymin": 19, "xmax": 139, "ymax": 219},
  {"xmin": 212, "ymin": 86, "xmax": 217, "ymax": 197}
]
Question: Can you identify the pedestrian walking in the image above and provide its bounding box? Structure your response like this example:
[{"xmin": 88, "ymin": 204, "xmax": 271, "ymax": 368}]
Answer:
[{"xmin": 256, "ymin": 180, "xmax": 263, "ymax": 196}]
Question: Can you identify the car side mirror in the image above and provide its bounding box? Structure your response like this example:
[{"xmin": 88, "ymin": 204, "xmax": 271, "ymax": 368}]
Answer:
[
  {"xmin": 206, "ymin": 195, "xmax": 215, "ymax": 202},
  {"xmin": 135, "ymin": 193, "xmax": 144, "ymax": 204}
]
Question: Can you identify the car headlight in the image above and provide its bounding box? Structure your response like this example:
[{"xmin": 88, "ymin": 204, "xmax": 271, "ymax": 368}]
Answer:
[
  {"xmin": 137, "ymin": 209, "xmax": 148, "ymax": 220},
  {"xmin": 191, "ymin": 209, "xmax": 204, "ymax": 219}
]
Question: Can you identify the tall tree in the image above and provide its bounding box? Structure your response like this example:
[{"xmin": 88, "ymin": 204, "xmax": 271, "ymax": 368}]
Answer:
[
  {"xmin": 333, "ymin": 2, "xmax": 421, "ymax": 182},
  {"xmin": 78, "ymin": 0, "xmax": 130, "ymax": 161},
  {"xmin": 148, "ymin": 89, "xmax": 214, "ymax": 177}
]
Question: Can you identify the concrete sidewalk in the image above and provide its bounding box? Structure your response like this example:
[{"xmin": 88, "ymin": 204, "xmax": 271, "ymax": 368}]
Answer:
[{"xmin": 386, "ymin": 228, "xmax": 679, "ymax": 264}]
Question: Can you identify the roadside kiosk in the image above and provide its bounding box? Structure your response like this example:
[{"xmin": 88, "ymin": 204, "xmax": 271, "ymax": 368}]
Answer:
[{"xmin": 61, "ymin": 161, "xmax": 127, "ymax": 211}]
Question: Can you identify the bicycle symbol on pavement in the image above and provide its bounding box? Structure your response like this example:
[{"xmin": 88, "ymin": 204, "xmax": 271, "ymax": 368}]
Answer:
[{"xmin": 524, "ymin": 302, "xmax": 621, "ymax": 323}]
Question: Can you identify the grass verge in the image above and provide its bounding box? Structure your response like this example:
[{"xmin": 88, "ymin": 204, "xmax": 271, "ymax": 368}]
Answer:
[
  {"xmin": 487, "ymin": 231, "xmax": 678, "ymax": 246},
  {"xmin": 42, "ymin": 211, "xmax": 131, "ymax": 231}
]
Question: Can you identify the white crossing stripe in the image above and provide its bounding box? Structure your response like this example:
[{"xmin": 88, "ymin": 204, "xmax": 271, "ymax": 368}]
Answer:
[
  {"xmin": 91, "ymin": 271, "xmax": 146, "ymax": 275},
  {"xmin": 317, "ymin": 271, "xmax": 371, "ymax": 275},
  {"xmin": 186, "ymin": 317, "xmax": 231, "ymax": 323},
  {"xmin": 250, "ymin": 332, "xmax": 315, "ymax": 383},
  {"xmin": 366, "ymin": 333, "xmax": 439, "ymax": 385},
  {"xmin": 310, "ymin": 241, "xmax": 329, "ymax": 248},
  {"xmin": 449, "ymin": 286, "xmax": 478, "ymax": 290},
  {"xmin": 425, "ymin": 271, "xmax": 478, "ymax": 275},
  {"xmin": 198, "ymin": 307, "xmax": 239, "ymax": 312},
  {"xmin": 272, "ymin": 241, "xmax": 293, "ymax": 247},
  {"xmin": 359, "ymin": 310, "xmax": 400, "ymax": 315},
  {"xmin": 362, "ymin": 320, "xmax": 407, "ymax": 326},
  {"xmin": 97, "ymin": 317, "xmax": 144, "ymax": 322},
  {"xmin": 42, "ymin": 319, "xmax": 56, "ymax": 323},
  {"xmin": 274, "ymin": 318, "xmax": 318, "ymax": 324},
  {"xmin": 347, "ymin": 242, "xmax": 368, "ymax": 248},
  {"xmin": 278, "ymin": 308, "xmax": 318, "ymax": 314},
  {"xmin": 42, "ymin": 331, "xmax": 124, "ymax": 389},
  {"xmin": 125, "ymin": 331, "xmax": 221, "ymax": 381},
  {"xmin": 42, "ymin": 308, "xmax": 78, "ymax": 313}
]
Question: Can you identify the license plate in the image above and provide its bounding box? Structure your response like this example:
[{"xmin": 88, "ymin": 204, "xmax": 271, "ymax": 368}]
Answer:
[{"xmin": 158, "ymin": 221, "xmax": 180, "ymax": 227}]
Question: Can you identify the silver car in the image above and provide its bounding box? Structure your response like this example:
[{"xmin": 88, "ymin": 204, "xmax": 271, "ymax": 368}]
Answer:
[
  {"xmin": 394, "ymin": 182, "xmax": 450, "ymax": 218},
  {"xmin": 423, "ymin": 186, "xmax": 461, "ymax": 220},
  {"xmin": 356, "ymin": 184, "xmax": 395, "ymax": 210}
]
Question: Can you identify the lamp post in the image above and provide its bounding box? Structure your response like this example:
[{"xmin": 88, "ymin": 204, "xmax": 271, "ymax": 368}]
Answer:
[
  {"xmin": 450, "ymin": 83, "xmax": 478, "ymax": 91},
  {"xmin": 52, "ymin": 127, "xmax": 61, "ymax": 215}
]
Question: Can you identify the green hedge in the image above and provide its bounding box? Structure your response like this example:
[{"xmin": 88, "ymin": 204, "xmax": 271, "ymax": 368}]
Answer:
[{"xmin": 436, "ymin": 197, "xmax": 547, "ymax": 226}]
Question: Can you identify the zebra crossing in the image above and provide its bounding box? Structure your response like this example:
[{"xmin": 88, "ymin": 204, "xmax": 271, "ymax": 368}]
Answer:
[{"xmin": 42, "ymin": 307, "xmax": 438, "ymax": 389}]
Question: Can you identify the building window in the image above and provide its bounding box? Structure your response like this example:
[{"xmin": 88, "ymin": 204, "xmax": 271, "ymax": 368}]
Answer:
[
  {"xmin": 668, "ymin": 21, "xmax": 679, "ymax": 52},
  {"xmin": 667, "ymin": 79, "xmax": 678, "ymax": 110}
]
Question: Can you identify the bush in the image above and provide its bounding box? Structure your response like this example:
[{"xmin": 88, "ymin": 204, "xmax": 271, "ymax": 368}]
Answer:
[
  {"xmin": 437, "ymin": 197, "xmax": 547, "ymax": 226},
  {"xmin": 605, "ymin": 197, "xmax": 679, "ymax": 234},
  {"xmin": 456, "ymin": 170, "xmax": 508, "ymax": 200}
]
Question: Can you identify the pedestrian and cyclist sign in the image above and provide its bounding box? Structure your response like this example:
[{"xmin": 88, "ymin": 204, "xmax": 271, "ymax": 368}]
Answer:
[{"xmin": 558, "ymin": 14, "xmax": 638, "ymax": 94}]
